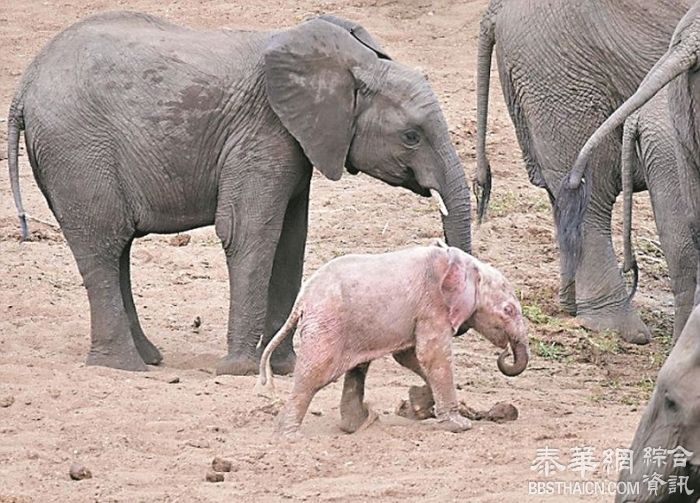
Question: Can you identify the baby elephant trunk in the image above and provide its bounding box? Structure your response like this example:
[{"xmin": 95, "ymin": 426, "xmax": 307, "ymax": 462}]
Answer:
[{"xmin": 497, "ymin": 340, "xmax": 529, "ymax": 377}]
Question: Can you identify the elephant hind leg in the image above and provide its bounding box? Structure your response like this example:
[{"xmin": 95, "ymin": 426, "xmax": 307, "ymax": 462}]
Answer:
[
  {"xmin": 276, "ymin": 350, "xmax": 342, "ymax": 437},
  {"xmin": 339, "ymin": 362, "xmax": 377, "ymax": 433},
  {"xmin": 64, "ymin": 231, "xmax": 146, "ymax": 371},
  {"xmin": 119, "ymin": 240, "xmax": 162, "ymax": 365}
]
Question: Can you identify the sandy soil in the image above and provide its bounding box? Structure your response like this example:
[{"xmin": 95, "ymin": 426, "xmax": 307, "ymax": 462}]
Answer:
[{"xmin": 0, "ymin": 1, "xmax": 678, "ymax": 501}]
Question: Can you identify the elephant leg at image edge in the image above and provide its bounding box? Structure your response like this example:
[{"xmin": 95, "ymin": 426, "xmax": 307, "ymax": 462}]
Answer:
[
  {"xmin": 574, "ymin": 206, "xmax": 650, "ymax": 344},
  {"xmin": 256, "ymin": 183, "xmax": 310, "ymax": 375},
  {"xmin": 119, "ymin": 239, "xmax": 163, "ymax": 365},
  {"xmin": 339, "ymin": 362, "xmax": 377, "ymax": 433}
]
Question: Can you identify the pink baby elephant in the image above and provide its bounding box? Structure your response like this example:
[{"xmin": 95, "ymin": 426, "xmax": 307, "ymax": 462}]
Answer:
[{"xmin": 258, "ymin": 241, "xmax": 529, "ymax": 437}]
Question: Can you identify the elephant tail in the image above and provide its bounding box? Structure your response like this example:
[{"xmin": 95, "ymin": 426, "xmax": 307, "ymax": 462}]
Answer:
[
  {"xmin": 8, "ymin": 97, "xmax": 28, "ymax": 241},
  {"xmin": 621, "ymin": 113, "xmax": 640, "ymax": 302},
  {"xmin": 474, "ymin": 0, "xmax": 501, "ymax": 224},
  {"xmin": 554, "ymin": 41, "xmax": 697, "ymax": 282},
  {"xmin": 258, "ymin": 285, "xmax": 306, "ymax": 390}
]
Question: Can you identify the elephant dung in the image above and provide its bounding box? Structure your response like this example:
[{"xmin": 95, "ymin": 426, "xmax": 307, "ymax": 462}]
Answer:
[
  {"xmin": 486, "ymin": 402, "xmax": 519, "ymax": 423},
  {"xmin": 459, "ymin": 401, "xmax": 518, "ymax": 423},
  {"xmin": 205, "ymin": 470, "xmax": 224, "ymax": 483},
  {"xmin": 212, "ymin": 457, "xmax": 233, "ymax": 473},
  {"xmin": 69, "ymin": 462, "xmax": 92, "ymax": 481}
]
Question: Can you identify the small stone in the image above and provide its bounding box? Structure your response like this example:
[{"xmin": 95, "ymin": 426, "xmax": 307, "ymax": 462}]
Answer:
[
  {"xmin": 192, "ymin": 316, "xmax": 202, "ymax": 329},
  {"xmin": 167, "ymin": 376, "xmax": 180, "ymax": 384},
  {"xmin": 487, "ymin": 402, "xmax": 519, "ymax": 423},
  {"xmin": 206, "ymin": 470, "xmax": 224, "ymax": 483},
  {"xmin": 69, "ymin": 463, "xmax": 92, "ymax": 480},
  {"xmin": 186, "ymin": 439, "xmax": 210, "ymax": 449},
  {"xmin": 169, "ymin": 233, "xmax": 191, "ymax": 247},
  {"xmin": 0, "ymin": 396, "xmax": 15, "ymax": 408},
  {"xmin": 212, "ymin": 457, "xmax": 232, "ymax": 473}
]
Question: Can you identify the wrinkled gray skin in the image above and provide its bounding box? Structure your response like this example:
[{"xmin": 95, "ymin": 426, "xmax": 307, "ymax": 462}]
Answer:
[
  {"xmin": 477, "ymin": 0, "xmax": 693, "ymax": 344},
  {"xmin": 258, "ymin": 241, "xmax": 529, "ymax": 437},
  {"xmin": 616, "ymin": 305, "xmax": 700, "ymax": 502},
  {"xmin": 6, "ymin": 12, "xmax": 472, "ymax": 375},
  {"xmin": 621, "ymin": 88, "xmax": 698, "ymax": 342},
  {"xmin": 566, "ymin": 1, "xmax": 700, "ymax": 318}
]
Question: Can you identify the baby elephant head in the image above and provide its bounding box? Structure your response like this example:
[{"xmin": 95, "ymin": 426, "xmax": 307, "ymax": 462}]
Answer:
[{"xmin": 438, "ymin": 245, "xmax": 529, "ymax": 377}]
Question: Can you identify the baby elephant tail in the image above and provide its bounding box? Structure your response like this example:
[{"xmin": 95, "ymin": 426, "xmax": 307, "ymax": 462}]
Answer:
[{"xmin": 258, "ymin": 288, "xmax": 305, "ymax": 390}]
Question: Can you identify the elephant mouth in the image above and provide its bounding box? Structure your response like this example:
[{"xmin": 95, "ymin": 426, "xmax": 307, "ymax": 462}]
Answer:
[{"xmin": 400, "ymin": 167, "xmax": 431, "ymax": 196}]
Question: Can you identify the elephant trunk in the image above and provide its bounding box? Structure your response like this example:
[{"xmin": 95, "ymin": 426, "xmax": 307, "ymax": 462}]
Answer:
[
  {"xmin": 438, "ymin": 143, "xmax": 472, "ymax": 254},
  {"xmin": 497, "ymin": 339, "xmax": 529, "ymax": 377}
]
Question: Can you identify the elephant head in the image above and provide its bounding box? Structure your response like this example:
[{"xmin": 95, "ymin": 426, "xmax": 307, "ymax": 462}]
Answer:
[
  {"xmin": 439, "ymin": 245, "xmax": 529, "ymax": 376},
  {"xmin": 555, "ymin": 2, "xmax": 700, "ymax": 280},
  {"xmin": 264, "ymin": 17, "xmax": 471, "ymax": 252},
  {"xmin": 616, "ymin": 305, "xmax": 700, "ymax": 502}
]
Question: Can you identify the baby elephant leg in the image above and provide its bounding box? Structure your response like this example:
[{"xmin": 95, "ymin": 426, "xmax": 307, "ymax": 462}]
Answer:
[
  {"xmin": 339, "ymin": 362, "xmax": 377, "ymax": 433},
  {"xmin": 414, "ymin": 329, "xmax": 471, "ymax": 432},
  {"xmin": 393, "ymin": 349, "xmax": 435, "ymax": 419},
  {"xmin": 276, "ymin": 359, "xmax": 334, "ymax": 438}
]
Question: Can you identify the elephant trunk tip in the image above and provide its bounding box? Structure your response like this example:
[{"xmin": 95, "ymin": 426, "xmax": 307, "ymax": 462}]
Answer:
[{"xmin": 497, "ymin": 342, "xmax": 528, "ymax": 377}]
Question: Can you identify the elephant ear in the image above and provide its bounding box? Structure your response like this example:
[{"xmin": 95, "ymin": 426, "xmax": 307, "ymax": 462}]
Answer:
[
  {"xmin": 315, "ymin": 14, "xmax": 391, "ymax": 60},
  {"xmin": 264, "ymin": 19, "xmax": 380, "ymax": 181},
  {"xmin": 440, "ymin": 248, "xmax": 479, "ymax": 332}
]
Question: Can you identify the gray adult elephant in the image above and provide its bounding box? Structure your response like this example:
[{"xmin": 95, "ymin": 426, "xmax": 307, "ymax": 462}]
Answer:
[
  {"xmin": 620, "ymin": 89, "xmax": 698, "ymax": 342},
  {"xmin": 615, "ymin": 304, "xmax": 700, "ymax": 502},
  {"xmin": 476, "ymin": 0, "xmax": 693, "ymax": 344},
  {"xmin": 564, "ymin": 1, "xmax": 700, "ymax": 316},
  {"xmin": 7, "ymin": 12, "xmax": 472, "ymax": 375}
]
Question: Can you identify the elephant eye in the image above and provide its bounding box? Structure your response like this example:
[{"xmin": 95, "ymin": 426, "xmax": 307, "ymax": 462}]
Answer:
[
  {"xmin": 401, "ymin": 129, "xmax": 421, "ymax": 146},
  {"xmin": 665, "ymin": 394, "xmax": 678, "ymax": 412}
]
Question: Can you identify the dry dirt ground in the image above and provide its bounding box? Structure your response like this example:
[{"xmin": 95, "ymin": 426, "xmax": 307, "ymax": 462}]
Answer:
[{"xmin": 0, "ymin": 1, "xmax": 680, "ymax": 501}]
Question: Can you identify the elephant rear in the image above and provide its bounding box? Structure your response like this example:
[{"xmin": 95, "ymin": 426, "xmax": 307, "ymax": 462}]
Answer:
[{"xmin": 14, "ymin": 11, "xmax": 270, "ymax": 235}]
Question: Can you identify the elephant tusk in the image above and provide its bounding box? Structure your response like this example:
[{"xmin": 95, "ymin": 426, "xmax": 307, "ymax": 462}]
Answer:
[{"xmin": 430, "ymin": 189, "xmax": 449, "ymax": 217}]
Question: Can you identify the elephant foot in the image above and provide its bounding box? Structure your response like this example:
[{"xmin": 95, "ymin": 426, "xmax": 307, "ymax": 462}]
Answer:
[
  {"xmin": 133, "ymin": 334, "xmax": 163, "ymax": 365},
  {"xmin": 216, "ymin": 354, "xmax": 259, "ymax": 376},
  {"xmin": 86, "ymin": 343, "xmax": 147, "ymax": 372},
  {"xmin": 340, "ymin": 405, "xmax": 378, "ymax": 434},
  {"xmin": 559, "ymin": 279, "xmax": 577, "ymax": 316},
  {"xmin": 432, "ymin": 412, "xmax": 472, "ymax": 433},
  {"xmin": 270, "ymin": 351, "xmax": 296, "ymax": 376},
  {"xmin": 577, "ymin": 309, "xmax": 651, "ymax": 345}
]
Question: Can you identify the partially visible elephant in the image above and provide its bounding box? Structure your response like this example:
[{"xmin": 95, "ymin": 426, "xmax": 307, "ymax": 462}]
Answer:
[
  {"xmin": 259, "ymin": 241, "xmax": 529, "ymax": 437},
  {"xmin": 564, "ymin": 1, "xmax": 700, "ymax": 314},
  {"xmin": 615, "ymin": 304, "xmax": 700, "ymax": 502},
  {"xmin": 7, "ymin": 12, "xmax": 472, "ymax": 375},
  {"xmin": 476, "ymin": 0, "xmax": 693, "ymax": 344},
  {"xmin": 621, "ymin": 88, "xmax": 697, "ymax": 342}
]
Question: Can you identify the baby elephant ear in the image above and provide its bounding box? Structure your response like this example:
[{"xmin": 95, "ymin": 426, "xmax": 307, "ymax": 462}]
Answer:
[
  {"xmin": 264, "ymin": 19, "xmax": 380, "ymax": 181},
  {"xmin": 440, "ymin": 249, "xmax": 479, "ymax": 332},
  {"xmin": 315, "ymin": 14, "xmax": 392, "ymax": 60}
]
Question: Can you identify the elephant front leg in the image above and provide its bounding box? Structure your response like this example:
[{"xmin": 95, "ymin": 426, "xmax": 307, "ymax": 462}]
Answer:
[
  {"xmin": 258, "ymin": 186, "xmax": 310, "ymax": 375},
  {"xmin": 414, "ymin": 327, "xmax": 471, "ymax": 433},
  {"xmin": 214, "ymin": 205, "xmax": 286, "ymax": 376}
]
